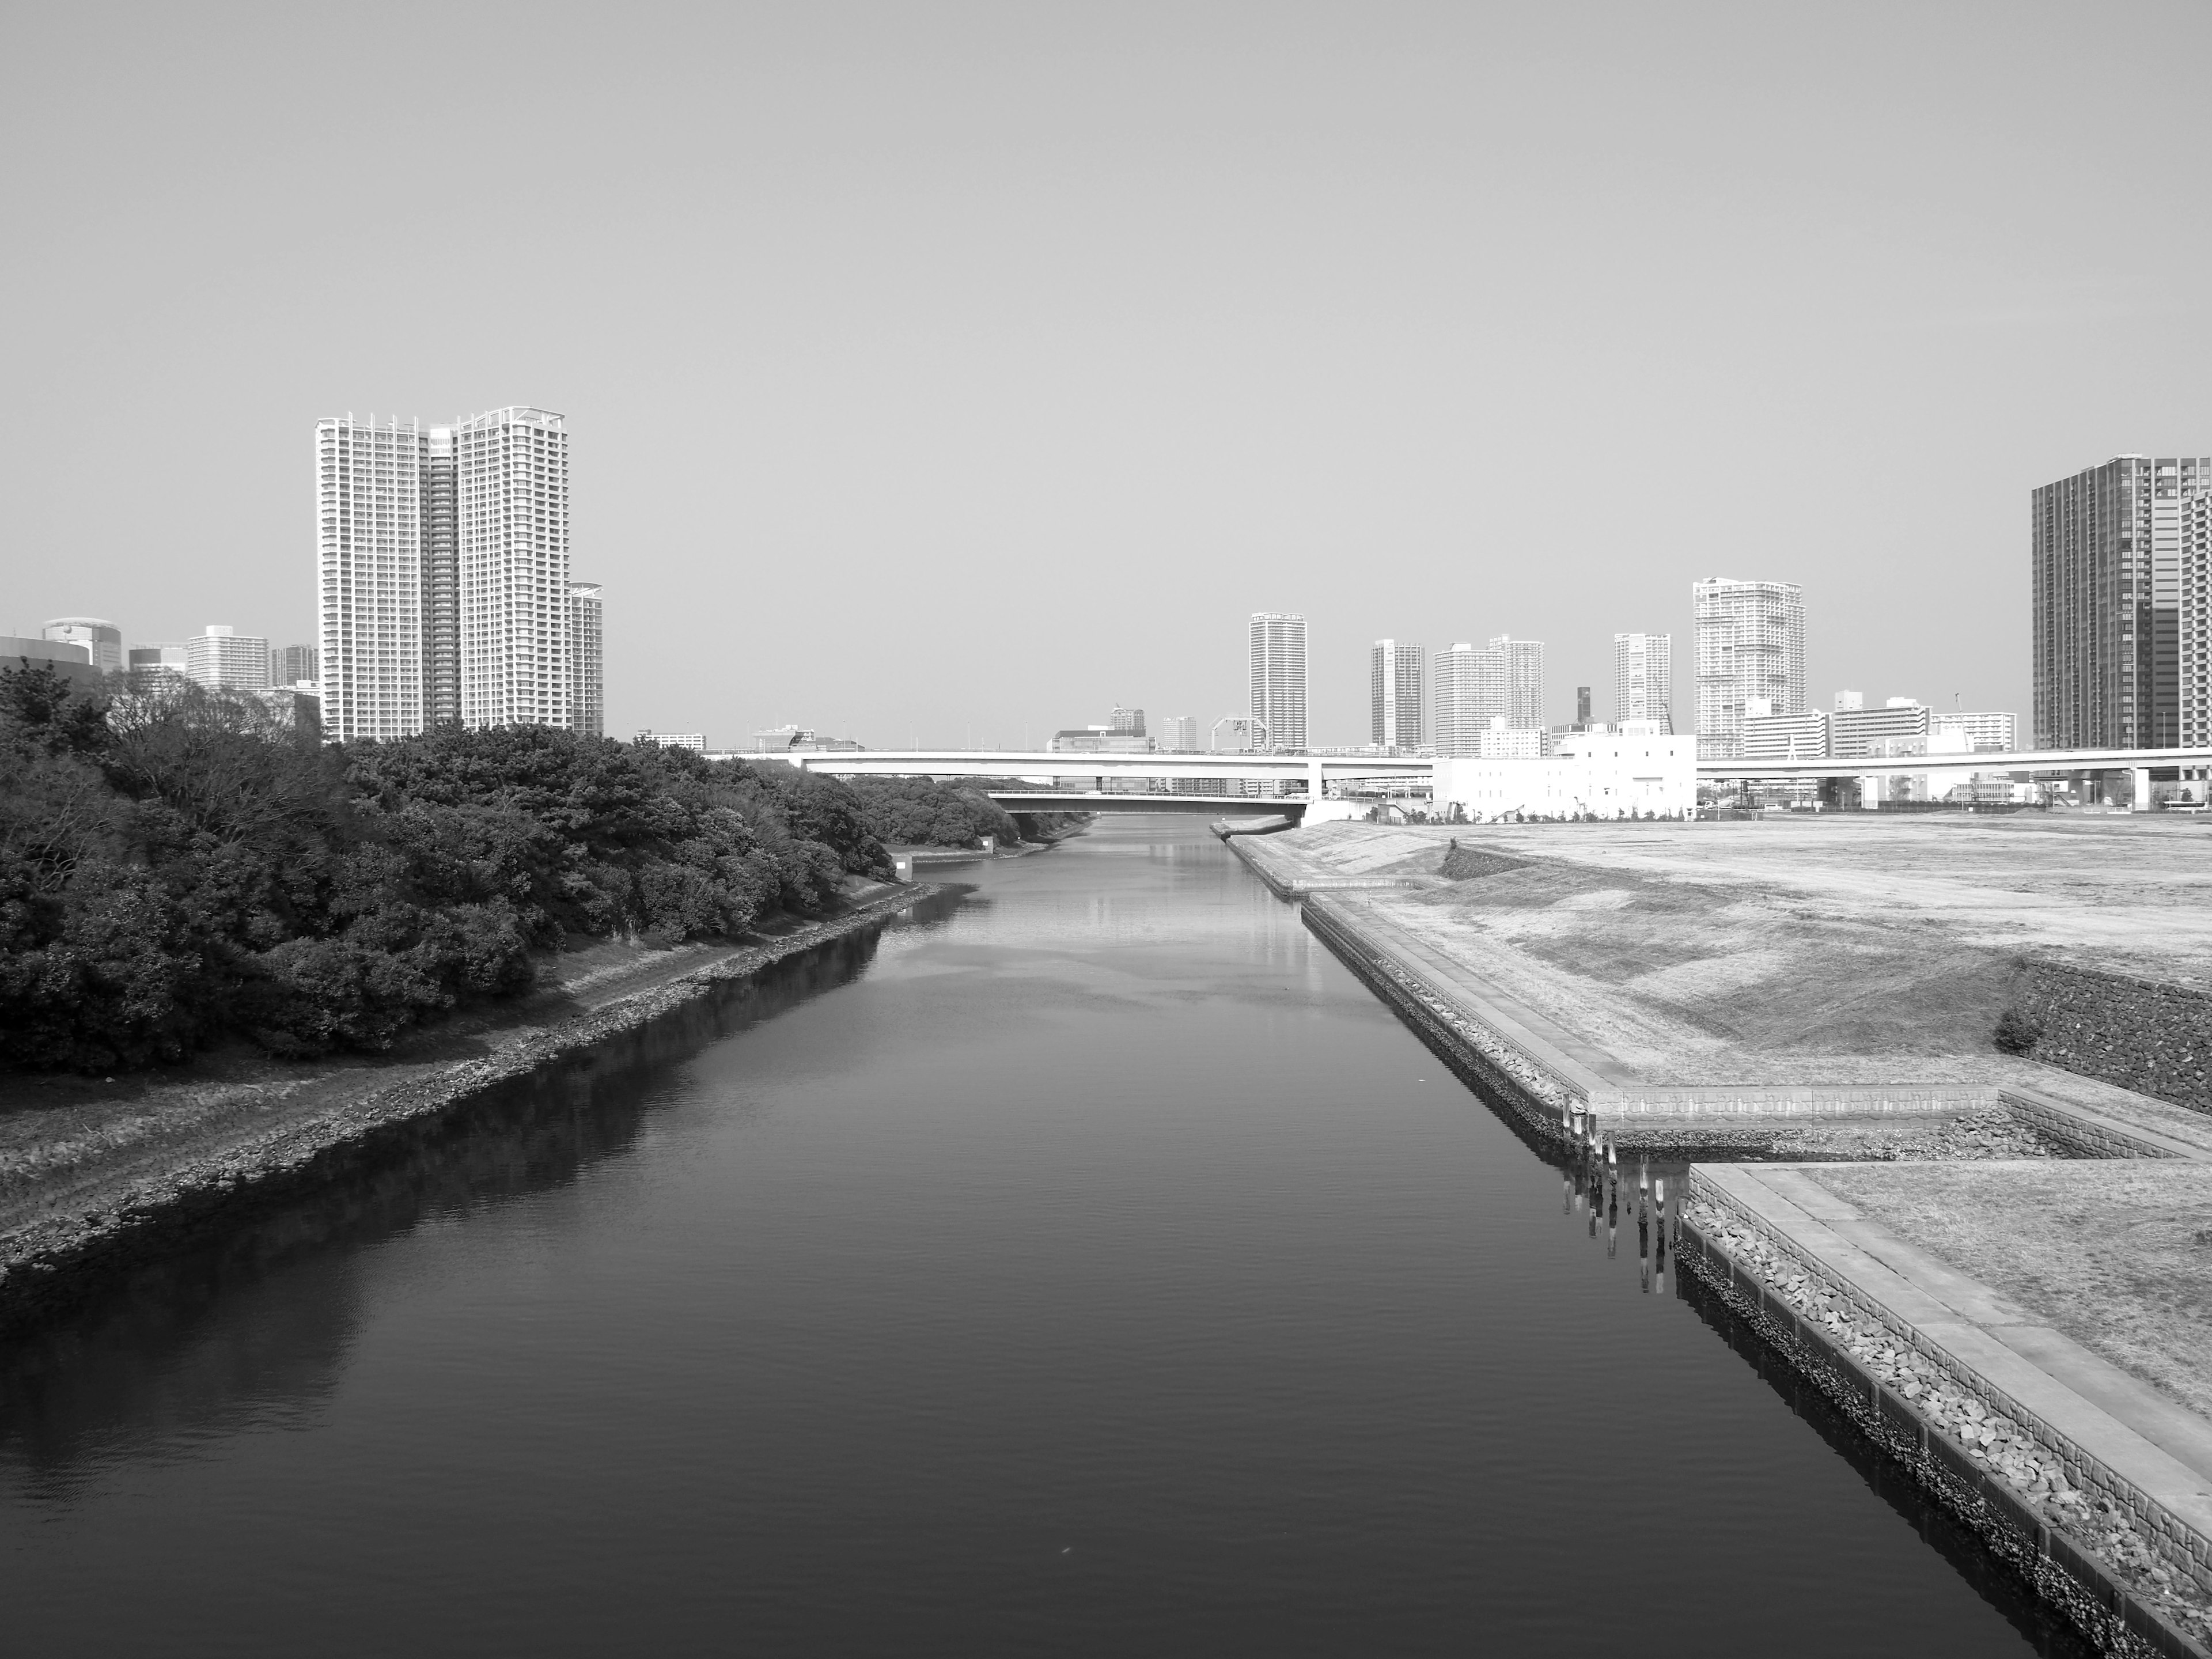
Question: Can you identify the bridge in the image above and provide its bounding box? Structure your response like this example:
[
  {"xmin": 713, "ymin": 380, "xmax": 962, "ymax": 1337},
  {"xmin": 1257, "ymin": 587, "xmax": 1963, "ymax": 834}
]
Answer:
[{"xmin": 766, "ymin": 743, "xmax": 2212, "ymax": 814}]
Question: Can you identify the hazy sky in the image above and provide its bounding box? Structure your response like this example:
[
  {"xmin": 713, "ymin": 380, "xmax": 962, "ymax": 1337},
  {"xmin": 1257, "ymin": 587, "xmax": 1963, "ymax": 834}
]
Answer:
[{"xmin": 5, "ymin": 2, "xmax": 2210, "ymax": 748}]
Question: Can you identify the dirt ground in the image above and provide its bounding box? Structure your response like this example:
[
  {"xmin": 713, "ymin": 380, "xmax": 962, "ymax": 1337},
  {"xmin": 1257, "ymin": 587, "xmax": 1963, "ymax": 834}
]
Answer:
[
  {"xmin": 1802, "ymin": 1161, "xmax": 2212, "ymax": 1423},
  {"xmin": 1249, "ymin": 815, "xmax": 2212, "ymax": 1093}
]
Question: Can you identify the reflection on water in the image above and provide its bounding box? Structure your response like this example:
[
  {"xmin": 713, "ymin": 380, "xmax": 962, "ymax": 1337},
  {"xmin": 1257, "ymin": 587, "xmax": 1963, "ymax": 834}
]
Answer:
[{"xmin": 0, "ymin": 820, "xmax": 2085, "ymax": 1658}]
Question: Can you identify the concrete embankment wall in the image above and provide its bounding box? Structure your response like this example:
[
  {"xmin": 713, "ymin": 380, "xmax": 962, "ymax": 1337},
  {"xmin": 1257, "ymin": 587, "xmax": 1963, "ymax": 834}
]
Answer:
[
  {"xmin": 1681, "ymin": 1176, "xmax": 2212, "ymax": 1658},
  {"xmin": 2019, "ymin": 963, "xmax": 2212, "ymax": 1117}
]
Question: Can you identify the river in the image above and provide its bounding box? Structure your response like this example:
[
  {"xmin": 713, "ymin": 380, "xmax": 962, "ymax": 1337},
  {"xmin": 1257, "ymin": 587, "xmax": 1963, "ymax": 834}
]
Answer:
[{"xmin": 1, "ymin": 817, "xmax": 2084, "ymax": 1656}]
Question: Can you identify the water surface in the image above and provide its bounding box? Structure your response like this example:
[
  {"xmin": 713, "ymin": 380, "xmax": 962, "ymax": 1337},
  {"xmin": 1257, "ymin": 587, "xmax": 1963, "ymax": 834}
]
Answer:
[{"xmin": 1, "ymin": 819, "xmax": 2080, "ymax": 1655}]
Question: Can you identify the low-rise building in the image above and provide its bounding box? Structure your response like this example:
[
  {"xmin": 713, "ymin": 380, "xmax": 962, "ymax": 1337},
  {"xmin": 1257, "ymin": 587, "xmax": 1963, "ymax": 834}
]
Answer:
[
  {"xmin": 1830, "ymin": 699, "xmax": 1928, "ymax": 760},
  {"xmin": 129, "ymin": 643, "xmax": 187, "ymax": 676},
  {"xmin": 1930, "ymin": 710, "xmax": 2016, "ymax": 753},
  {"xmin": 1434, "ymin": 728, "xmax": 1695, "ymax": 820},
  {"xmin": 1743, "ymin": 709, "xmax": 1828, "ymax": 760},
  {"xmin": 1, "ymin": 635, "xmax": 105, "ymax": 687},
  {"xmin": 635, "ymin": 730, "xmax": 705, "ymax": 752},
  {"xmin": 186, "ymin": 626, "xmax": 271, "ymax": 691}
]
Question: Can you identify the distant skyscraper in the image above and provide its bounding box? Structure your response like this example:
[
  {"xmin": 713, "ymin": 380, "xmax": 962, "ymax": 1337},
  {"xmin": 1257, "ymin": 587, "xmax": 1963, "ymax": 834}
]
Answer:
[
  {"xmin": 1694, "ymin": 578, "xmax": 1805, "ymax": 760},
  {"xmin": 1109, "ymin": 704, "xmax": 1146, "ymax": 737},
  {"xmin": 1575, "ymin": 686, "xmax": 1591, "ymax": 726},
  {"xmin": 2033, "ymin": 456, "xmax": 2209, "ymax": 749},
  {"xmin": 1612, "ymin": 632, "xmax": 1672, "ymax": 731},
  {"xmin": 1369, "ymin": 639, "xmax": 1425, "ymax": 749},
  {"xmin": 271, "ymin": 643, "xmax": 319, "ymax": 685},
  {"xmin": 2186, "ymin": 491, "xmax": 2212, "ymax": 747},
  {"xmin": 1248, "ymin": 613, "xmax": 1306, "ymax": 751},
  {"xmin": 317, "ymin": 415, "xmax": 427, "ymax": 741},
  {"xmin": 1158, "ymin": 715, "xmax": 1198, "ymax": 752},
  {"xmin": 187, "ymin": 625, "xmax": 271, "ymax": 691},
  {"xmin": 42, "ymin": 618, "xmax": 122, "ymax": 674},
  {"xmin": 423, "ymin": 425, "xmax": 460, "ymax": 726},
  {"xmin": 1490, "ymin": 635, "xmax": 1544, "ymax": 729},
  {"xmin": 568, "ymin": 581, "xmax": 604, "ymax": 740},
  {"xmin": 459, "ymin": 407, "xmax": 571, "ymax": 731},
  {"xmin": 1433, "ymin": 642, "xmax": 1506, "ymax": 757}
]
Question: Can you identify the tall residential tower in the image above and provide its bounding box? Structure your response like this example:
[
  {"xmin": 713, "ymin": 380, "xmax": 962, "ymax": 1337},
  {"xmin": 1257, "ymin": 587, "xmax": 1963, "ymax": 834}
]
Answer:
[
  {"xmin": 1694, "ymin": 578, "xmax": 1805, "ymax": 759},
  {"xmin": 317, "ymin": 415, "xmax": 426, "ymax": 741},
  {"xmin": 1612, "ymin": 632, "xmax": 1672, "ymax": 730},
  {"xmin": 2032, "ymin": 456, "xmax": 2209, "ymax": 749},
  {"xmin": 457, "ymin": 407, "xmax": 571, "ymax": 730},
  {"xmin": 1248, "ymin": 612, "xmax": 1307, "ymax": 751},
  {"xmin": 1370, "ymin": 639, "xmax": 1425, "ymax": 749}
]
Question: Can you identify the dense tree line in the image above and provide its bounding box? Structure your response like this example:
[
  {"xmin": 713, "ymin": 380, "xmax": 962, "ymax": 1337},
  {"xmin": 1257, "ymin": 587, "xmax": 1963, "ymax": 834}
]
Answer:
[
  {"xmin": 0, "ymin": 666, "xmax": 963, "ymax": 1073},
  {"xmin": 842, "ymin": 777, "xmax": 1023, "ymax": 849}
]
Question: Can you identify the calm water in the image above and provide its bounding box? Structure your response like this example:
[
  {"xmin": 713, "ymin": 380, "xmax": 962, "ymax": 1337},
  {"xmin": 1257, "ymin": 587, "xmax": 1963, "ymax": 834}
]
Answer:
[{"xmin": 2, "ymin": 819, "xmax": 2081, "ymax": 1656}]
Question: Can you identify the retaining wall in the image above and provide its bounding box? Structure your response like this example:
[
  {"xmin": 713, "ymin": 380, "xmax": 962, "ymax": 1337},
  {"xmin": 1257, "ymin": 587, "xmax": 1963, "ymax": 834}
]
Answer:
[{"xmin": 2020, "ymin": 963, "xmax": 2212, "ymax": 1117}]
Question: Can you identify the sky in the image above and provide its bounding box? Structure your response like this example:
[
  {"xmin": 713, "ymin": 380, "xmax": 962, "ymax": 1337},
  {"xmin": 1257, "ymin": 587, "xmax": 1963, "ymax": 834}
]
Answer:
[{"xmin": 4, "ymin": 1, "xmax": 2210, "ymax": 750}]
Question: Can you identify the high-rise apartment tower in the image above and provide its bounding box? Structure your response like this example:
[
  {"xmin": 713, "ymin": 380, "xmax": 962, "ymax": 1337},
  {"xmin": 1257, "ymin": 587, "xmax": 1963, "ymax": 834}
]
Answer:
[
  {"xmin": 458, "ymin": 407, "xmax": 570, "ymax": 730},
  {"xmin": 1248, "ymin": 613, "xmax": 1307, "ymax": 751},
  {"xmin": 188, "ymin": 625, "xmax": 271, "ymax": 691},
  {"xmin": 568, "ymin": 581, "xmax": 604, "ymax": 740},
  {"xmin": 1433, "ymin": 642, "xmax": 1506, "ymax": 757},
  {"xmin": 423, "ymin": 426, "xmax": 460, "ymax": 725},
  {"xmin": 2033, "ymin": 456, "xmax": 2209, "ymax": 749},
  {"xmin": 317, "ymin": 415, "xmax": 427, "ymax": 741},
  {"xmin": 1612, "ymin": 632, "xmax": 1672, "ymax": 731},
  {"xmin": 1490, "ymin": 635, "xmax": 1544, "ymax": 729},
  {"xmin": 2186, "ymin": 491, "xmax": 2212, "ymax": 747},
  {"xmin": 1694, "ymin": 579, "xmax": 1805, "ymax": 759},
  {"xmin": 1370, "ymin": 639, "xmax": 1425, "ymax": 749}
]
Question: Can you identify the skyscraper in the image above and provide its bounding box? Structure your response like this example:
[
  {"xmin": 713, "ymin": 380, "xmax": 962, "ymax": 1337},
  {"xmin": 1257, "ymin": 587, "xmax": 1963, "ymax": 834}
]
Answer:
[
  {"xmin": 1693, "ymin": 578, "xmax": 1805, "ymax": 759},
  {"xmin": 1109, "ymin": 704, "xmax": 1146, "ymax": 737},
  {"xmin": 2033, "ymin": 456, "xmax": 2209, "ymax": 749},
  {"xmin": 423, "ymin": 426, "xmax": 460, "ymax": 726},
  {"xmin": 42, "ymin": 618, "xmax": 123, "ymax": 674},
  {"xmin": 1248, "ymin": 612, "xmax": 1306, "ymax": 751},
  {"xmin": 568, "ymin": 581, "xmax": 604, "ymax": 740},
  {"xmin": 1612, "ymin": 632, "xmax": 1672, "ymax": 730},
  {"xmin": 459, "ymin": 407, "xmax": 571, "ymax": 730},
  {"xmin": 317, "ymin": 415, "xmax": 426, "ymax": 741},
  {"xmin": 1369, "ymin": 639, "xmax": 1425, "ymax": 749},
  {"xmin": 1433, "ymin": 642, "xmax": 1505, "ymax": 757},
  {"xmin": 2186, "ymin": 490, "xmax": 2212, "ymax": 747},
  {"xmin": 1490, "ymin": 635, "xmax": 1544, "ymax": 729},
  {"xmin": 1158, "ymin": 715, "xmax": 1198, "ymax": 752}
]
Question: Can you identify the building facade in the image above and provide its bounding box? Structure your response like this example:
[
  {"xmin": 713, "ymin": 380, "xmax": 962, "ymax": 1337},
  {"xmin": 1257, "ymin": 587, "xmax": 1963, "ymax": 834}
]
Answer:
[
  {"xmin": 1741, "ymin": 709, "xmax": 1828, "ymax": 760},
  {"xmin": 1434, "ymin": 730, "xmax": 1694, "ymax": 821},
  {"xmin": 1830, "ymin": 699, "xmax": 1930, "ymax": 760},
  {"xmin": 2184, "ymin": 490, "xmax": 2212, "ymax": 747},
  {"xmin": 317, "ymin": 414, "xmax": 426, "ymax": 741},
  {"xmin": 1491, "ymin": 635, "xmax": 1544, "ymax": 729},
  {"xmin": 423, "ymin": 426, "xmax": 460, "ymax": 726},
  {"xmin": 128, "ymin": 643, "xmax": 186, "ymax": 677},
  {"xmin": 187, "ymin": 625, "xmax": 271, "ymax": 691},
  {"xmin": 1369, "ymin": 639, "xmax": 1425, "ymax": 749},
  {"xmin": 272, "ymin": 643, "xmax": 319, "ymax": 686},
  {"xmin": 2032, "ymin": 455, "xmax": 2210, "ymax": 749},
  {"xmin": 1109, "ymin": 704, "xmax": 1146, "ymax": 737},
  {"xmin": 1694, "ymin": 578, "xmax": 1806, "ymax": 759},
  {"xmin": 458, "ymin": 407, "xmax": 570, "ymax": 730},
  {"xmin": 1433, "ymin": 642, "xmax": 1506, "ymax": 757},
  {"xmin": 42, "ymin": 618, "xmax": 123, "ymax": 674},
  {"xmin": 1612, "ymin": 631, "xmax": 1671, "ymax": 730},
  {"xmin": 1157, "ymin": 715, "xmax": 1198, "ymax": 752},
  {"xmin": 635, "ymin": 730, "xmax": 705, "ymax": 751},
  {"xmin": 1930, "ymin": 710, "xmax": 2016, "ymax": 753},
  {"xmin": 1248, "ymin": 613, "xmax": 1306, "ymax": 751},
  {"xmin": 568, "ymin": 581, "xmax": 604, "ymax": 740}
]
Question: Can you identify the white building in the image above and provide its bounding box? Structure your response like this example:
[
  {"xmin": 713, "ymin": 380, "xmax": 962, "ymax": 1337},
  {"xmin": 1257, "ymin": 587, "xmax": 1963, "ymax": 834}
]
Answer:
[
  {"xmin": 1612, "ymin": 631, "xmax": 1671, "ymax": 730},
  {"xmin": 459, "ymin": 407, "xmax": 571, "ymax": 730},
  {"xmin": 1930, "ymin": 710, "xmax": 2016, "ymax": 753},
  {"xmin": 1742, "ymin": 709, "xmax": 1828, "ymax": 760},
  {"xmin": 1477, "ymin": 718, "xmax": 1543, "ymax": 759},
  {"xmin": 1491, "ymin": 635, "xmax": 1545, "ymax": 729},
  {"xmin": 1433, "ymin": 642, "xmax": 1506, "ymax": 757},
  {"xmin": 569, "ymin": 581, "xmax": 604, "ymax": 740},
  {"xmin": 317, "ymin": 414, "xmax": 427, "ymax": 740},
  {"xmin": 128, "ymin": 643, "xmax": 187, "ymax": 677},
  {"xmin": 1694, "ymin": 577, "xmax": 1805, "ymax": 759},
  {"xmin": 1157, "ymin": 714, "xmax": 1199, "ymax": 752},
  {"xmin": 1248, "ymin": 613, "xmax": 1306, "ymax": 751},
  {"xmin": 43, "ymin": 618, "xmax": 123, "ymax": 674},
  {"xmin": 1434, "ymin": 726, "xmax": 1695, "ymax": 820},
  {"xmin": 1369, "ymin": 639, "xmax": 1425, "ymax": 749},
  {"xmin": 187, "ymin": 625, "xmax": 271, "ymax": 691},
  {"xmin": 635, "ymin": 730, "xmax": 704, "ymax": 751}
]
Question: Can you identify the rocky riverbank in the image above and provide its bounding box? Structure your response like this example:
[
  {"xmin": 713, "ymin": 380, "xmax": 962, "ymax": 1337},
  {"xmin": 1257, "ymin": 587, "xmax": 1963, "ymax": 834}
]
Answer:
[{"xmin": 0, "ymin": 882, "xmax": 936, "ymax": 1332}]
